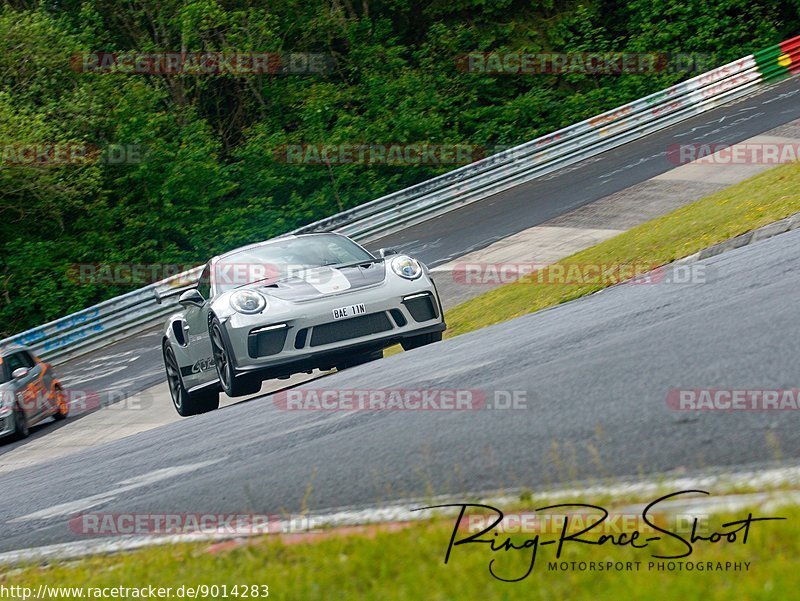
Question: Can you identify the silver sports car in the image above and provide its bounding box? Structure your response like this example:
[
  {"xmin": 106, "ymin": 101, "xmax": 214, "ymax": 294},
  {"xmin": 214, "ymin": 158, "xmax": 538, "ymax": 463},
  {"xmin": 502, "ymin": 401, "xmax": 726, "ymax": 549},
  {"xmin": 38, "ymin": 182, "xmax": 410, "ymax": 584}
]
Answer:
[{"xmin": 160, "ymin": 233, "xmax": 445, "ymax": 416}]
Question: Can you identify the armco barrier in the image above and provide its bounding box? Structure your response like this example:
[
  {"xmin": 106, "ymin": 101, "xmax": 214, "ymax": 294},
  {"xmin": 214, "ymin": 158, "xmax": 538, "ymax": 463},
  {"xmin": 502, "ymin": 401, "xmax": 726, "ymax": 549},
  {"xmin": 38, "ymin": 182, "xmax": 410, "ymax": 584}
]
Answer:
[
  {"xmin": 1, "ymin": 266, "xmax": 201, "ymax": 365},
  {"xmin": 291, "ymin": 35, "xmax": 799, "ymax": 243},
  {"xmin": 1, "ymin": 35, "xmax": 797, "ymax": 364},
  {"xmin": 755, "ymin": 36, "xmax": 800, "ymax": 82}
]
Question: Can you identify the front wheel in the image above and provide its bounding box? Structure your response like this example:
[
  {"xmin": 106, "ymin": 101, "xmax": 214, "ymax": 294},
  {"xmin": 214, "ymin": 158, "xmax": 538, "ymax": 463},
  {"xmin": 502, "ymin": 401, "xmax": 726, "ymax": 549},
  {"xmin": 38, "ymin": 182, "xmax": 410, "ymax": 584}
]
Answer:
[
  {"xmin": 163, "ymin": 342, "xmax": 219, "ymax": 416},
  {"xmin": 401, "ymin": 331, "xmax": 443, "ymax": 351},
  {"xmin": 13, "ymin": 404, "xmax": 29, "ymax": 440},
  {"xmin": 209, "ymin": 318, "xmax": 262, "ymax": 397},
  {"xmin": 52, "ymin": 385, "xmax": 69, "ymax": 421}
]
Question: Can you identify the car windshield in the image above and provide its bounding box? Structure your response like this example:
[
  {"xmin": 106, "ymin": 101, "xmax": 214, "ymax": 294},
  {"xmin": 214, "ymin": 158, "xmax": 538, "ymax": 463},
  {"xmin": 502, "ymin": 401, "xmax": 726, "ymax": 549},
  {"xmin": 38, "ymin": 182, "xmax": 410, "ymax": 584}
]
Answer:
[{"xmin": 213, "ymin": 234, "xmax": 374, "ymax": 293}]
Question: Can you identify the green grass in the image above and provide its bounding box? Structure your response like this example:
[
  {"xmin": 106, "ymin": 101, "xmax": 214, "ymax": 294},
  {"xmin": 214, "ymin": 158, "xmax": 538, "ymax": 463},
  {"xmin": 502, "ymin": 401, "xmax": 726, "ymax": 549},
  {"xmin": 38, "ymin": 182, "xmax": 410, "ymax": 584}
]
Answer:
[
  {"xmin": 1, "ymin": 500, "xmax": 797, "ymax": 599},
  {"xmin": 443, "ymin": 161, "xmax": 800, "ymax": 337}
]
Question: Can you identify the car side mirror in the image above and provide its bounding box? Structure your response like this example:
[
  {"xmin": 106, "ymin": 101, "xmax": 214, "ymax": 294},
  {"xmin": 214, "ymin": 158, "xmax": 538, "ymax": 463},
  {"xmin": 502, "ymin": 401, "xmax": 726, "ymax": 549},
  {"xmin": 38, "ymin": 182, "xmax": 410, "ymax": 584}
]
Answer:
[
  {"xmin": 378, "ymin": 248, "xmax": 399, "ymax": 258},
  {"xmin": 178, "ymin": 289, "xmax": 205, "ymax": 308},
  {"xmin": 11, "ymin": 367, "xmax": 29, "ymax": 380}
]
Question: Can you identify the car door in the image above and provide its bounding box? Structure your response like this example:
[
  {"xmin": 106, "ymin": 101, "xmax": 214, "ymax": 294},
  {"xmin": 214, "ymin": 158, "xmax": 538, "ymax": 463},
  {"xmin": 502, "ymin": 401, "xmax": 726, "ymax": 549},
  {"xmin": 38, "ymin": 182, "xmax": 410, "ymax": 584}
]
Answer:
[
  {"xmin": 180, "ymin": 262, "xmax": 217, "ymax": 389},
  {"xmin": 5, "ymin": 352, "xmax": 45, "ymax": 422}
]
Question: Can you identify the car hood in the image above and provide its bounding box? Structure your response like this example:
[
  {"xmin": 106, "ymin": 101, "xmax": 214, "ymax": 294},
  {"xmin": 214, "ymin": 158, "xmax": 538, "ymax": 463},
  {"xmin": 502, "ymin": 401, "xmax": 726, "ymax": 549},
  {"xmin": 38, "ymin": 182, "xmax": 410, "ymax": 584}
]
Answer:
[{"xmin": 255, "ymin": 262, "xmax": 387, "ymax": 302}]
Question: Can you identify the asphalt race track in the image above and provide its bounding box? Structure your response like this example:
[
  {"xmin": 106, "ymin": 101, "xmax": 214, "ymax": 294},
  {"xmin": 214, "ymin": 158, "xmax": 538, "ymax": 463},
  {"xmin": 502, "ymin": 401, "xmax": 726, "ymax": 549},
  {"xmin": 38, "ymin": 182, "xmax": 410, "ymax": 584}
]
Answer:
[
  {"xmin": 367, "ymin": 78, "xmax": 800, "ymax": 265},
  {"xmin": 1, "ymin": 226, "xmax": 798, "ymax": 552},
  {"xmin": 50, "ymin": 76, "xmax": 800, "ymax": 400}
]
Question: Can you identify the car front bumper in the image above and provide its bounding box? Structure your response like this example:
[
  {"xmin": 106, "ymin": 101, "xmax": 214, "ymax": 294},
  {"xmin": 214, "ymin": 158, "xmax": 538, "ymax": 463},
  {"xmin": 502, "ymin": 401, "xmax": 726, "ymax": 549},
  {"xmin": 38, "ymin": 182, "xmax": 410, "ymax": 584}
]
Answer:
[
  {"xmin": 0, "ymin": 408, "xmax": 17, "ymax": 438},
  {"xmin": 221, "ymin": 279, "xmax": 445, "ymax": 376}
]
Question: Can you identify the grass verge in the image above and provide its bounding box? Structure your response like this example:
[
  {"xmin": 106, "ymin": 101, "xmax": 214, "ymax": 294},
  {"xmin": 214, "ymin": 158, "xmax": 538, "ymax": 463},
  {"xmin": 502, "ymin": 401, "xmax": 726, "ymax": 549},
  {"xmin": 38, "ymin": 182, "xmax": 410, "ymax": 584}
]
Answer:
[
  {"xmin": 444, "ymin": 161, "xmax": 800, "ymax": 337},
  {"xmin": 1, "ymin": 500, "xmax": 796, "ymax": 599}
]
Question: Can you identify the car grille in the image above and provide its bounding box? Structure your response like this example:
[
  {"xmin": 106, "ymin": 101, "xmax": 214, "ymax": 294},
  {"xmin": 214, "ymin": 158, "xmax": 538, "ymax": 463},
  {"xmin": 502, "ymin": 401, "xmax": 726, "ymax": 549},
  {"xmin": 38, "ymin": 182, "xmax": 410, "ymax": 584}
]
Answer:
[
  {"xmin": 294, "ymin": 328, "xmax": 309, "ymax": 349},
  {"xmin": 248, "ymin": 328, "xmax": 288, "ymax": 358},
  {"xmin": 310, "ymin": 312, "xmax": 393, "ymax": 347},
  {"xmin": 403, "ymin": 293, "xmax": 438, "ymax": 322},
  {"xmin": 389, "ymin": 309, "xmax": 407, "ymax": 327}
]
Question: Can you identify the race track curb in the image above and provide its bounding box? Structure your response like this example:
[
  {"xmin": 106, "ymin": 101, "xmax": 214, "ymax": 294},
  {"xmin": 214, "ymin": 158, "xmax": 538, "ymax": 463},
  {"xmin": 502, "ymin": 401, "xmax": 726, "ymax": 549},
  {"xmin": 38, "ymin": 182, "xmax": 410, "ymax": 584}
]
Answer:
[{"xmin": 678, "ymin": 211, "xmax": 800, "ymax": 264}]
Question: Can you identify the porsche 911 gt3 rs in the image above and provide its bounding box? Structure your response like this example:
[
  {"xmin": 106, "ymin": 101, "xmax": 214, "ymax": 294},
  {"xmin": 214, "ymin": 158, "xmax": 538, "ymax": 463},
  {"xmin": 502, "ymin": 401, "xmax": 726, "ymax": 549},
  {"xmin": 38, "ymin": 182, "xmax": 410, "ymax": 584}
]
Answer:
[{"xmin": 160, "ymin": 233, "xmax": 445, "ymax": 416}]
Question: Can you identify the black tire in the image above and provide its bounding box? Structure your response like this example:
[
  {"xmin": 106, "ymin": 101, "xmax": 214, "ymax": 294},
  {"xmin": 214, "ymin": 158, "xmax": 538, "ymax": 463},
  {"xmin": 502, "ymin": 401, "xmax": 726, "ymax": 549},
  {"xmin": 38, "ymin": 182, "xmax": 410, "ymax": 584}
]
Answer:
[
  {"xmin": 209, "ymin": 317, "xmax": 262, "ymax": 397},
  {"xmin": 52, "ymin": 385, "xmax": 69, "ymax": 421},
  {"xmin": 163, "ymin": 342, "xmax": 220, "ymax": 416},
  {"xmin": 13, "ymin": 404, "xmax": 29, "ymax": 440},
  {"xmin": 335, "ymin": 349, "xmax": 383, "ymax": 371},
  {"xmin": 401, "ymin": 331, "xmax": 443, "ymax": 351}
]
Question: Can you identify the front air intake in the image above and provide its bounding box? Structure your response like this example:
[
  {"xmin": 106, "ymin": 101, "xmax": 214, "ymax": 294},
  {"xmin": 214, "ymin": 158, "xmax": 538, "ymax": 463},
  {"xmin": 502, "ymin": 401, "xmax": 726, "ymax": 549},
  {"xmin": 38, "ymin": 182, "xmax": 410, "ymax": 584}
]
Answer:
[{"xmin": 310, "ymin": 312, "xmax": 393, "ymax": 347}]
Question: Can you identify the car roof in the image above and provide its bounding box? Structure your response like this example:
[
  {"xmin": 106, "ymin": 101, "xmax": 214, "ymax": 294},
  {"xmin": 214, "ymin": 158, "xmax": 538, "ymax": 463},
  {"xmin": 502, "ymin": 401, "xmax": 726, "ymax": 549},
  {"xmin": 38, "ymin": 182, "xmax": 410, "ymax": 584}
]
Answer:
[{"xmin": 0, "ymin": 344, "xmax": 31, "ymax": 357}]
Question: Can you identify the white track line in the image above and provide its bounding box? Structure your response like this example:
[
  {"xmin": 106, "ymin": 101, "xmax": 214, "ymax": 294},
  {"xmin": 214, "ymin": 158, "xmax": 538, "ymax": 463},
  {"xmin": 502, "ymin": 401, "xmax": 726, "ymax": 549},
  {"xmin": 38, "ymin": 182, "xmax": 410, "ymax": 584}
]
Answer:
[{"xmin": 2, "ymin": 462, "xmax": 799, "ymax": 565}]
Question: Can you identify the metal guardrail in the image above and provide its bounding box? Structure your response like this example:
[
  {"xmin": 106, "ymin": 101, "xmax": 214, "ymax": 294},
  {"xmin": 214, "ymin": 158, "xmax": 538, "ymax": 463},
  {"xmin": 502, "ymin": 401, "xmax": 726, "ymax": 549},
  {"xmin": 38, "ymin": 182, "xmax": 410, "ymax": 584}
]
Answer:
[
  {"xmin": 0, "ymin": 267, "xmax": 202, "ymax": 365},
  {"xmin": 292, "ymin": 37, "xmax": 799, "ymax": 243},
  {"xmin": 2, "ymin": 35, "xmax": 798, "ymax": 365}
]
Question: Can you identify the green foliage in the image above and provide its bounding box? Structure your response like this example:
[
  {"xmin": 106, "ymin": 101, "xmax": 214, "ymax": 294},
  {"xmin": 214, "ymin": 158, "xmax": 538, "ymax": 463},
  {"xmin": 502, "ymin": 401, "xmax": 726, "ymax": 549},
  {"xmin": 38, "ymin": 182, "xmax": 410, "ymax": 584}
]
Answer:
[{"xmin": 0, "ymin": 0, "xmax": 796, "ymax": 335}]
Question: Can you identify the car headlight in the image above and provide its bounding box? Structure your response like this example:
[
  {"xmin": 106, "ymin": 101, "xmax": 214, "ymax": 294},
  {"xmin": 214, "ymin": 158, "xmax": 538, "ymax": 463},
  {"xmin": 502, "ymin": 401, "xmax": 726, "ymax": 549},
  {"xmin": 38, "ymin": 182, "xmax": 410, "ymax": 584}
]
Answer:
[
  {"xmin": 230, "ymin": 290, "xmax": 267, "ymax": 314},
  {"xmin": 391, "ymin": 256, "xmax": 423, "ymax": 280}
]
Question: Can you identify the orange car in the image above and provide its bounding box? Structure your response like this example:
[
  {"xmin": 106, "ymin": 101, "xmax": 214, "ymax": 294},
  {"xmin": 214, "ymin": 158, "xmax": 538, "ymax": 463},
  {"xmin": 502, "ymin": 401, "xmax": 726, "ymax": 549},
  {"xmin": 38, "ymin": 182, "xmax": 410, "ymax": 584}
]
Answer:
[{"xmin": 0, "ymin": 345, "xmax": 69, "ymax": 440}]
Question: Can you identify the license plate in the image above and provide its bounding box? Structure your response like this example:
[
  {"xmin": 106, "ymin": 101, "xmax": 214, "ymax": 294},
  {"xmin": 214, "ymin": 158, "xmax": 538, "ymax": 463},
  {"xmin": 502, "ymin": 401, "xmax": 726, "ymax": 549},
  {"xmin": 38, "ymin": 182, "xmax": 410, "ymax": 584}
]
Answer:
[{"xmin": 332, "ymin": 303, "xmax": 366, "ymax": 320}]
